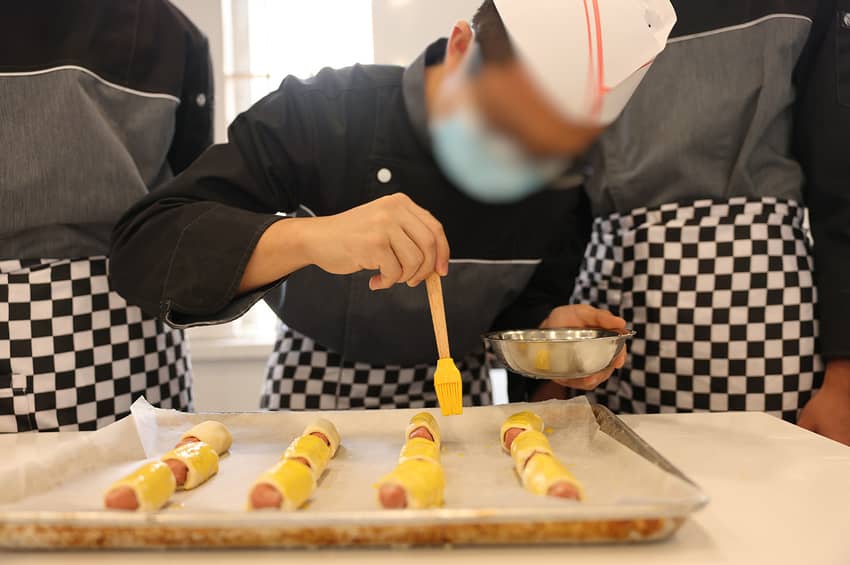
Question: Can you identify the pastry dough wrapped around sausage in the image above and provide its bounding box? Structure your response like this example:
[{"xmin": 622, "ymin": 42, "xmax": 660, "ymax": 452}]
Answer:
[
  {"xmin": 283, "ymin": 434, "xmax": 331, "ymax": 478},
  {"xmin": 161, "ymin": 441, "xmax": 220, "ymax": 490},
  {"xmin": 399, "ymin": 436, "xmax": 441, "ymax": 464},
  {"xmin": 377, "ymin": 413, "xmax": 444, "ymax": 508},
  {"xmin": 521, "ymin": 453, "xmax": 584, "ymax": 500},
  {"xmin": 303, "ymin": 418, "xmax": 341, "ymax": 457},
  {"xmin": 500, "ymin": 411, "xmax": 544, "ymax": 452},
  {"xmin": 405, "ymin": 412, "xmax": 440, "ymax": 446},
  {"xmin": 249, "ymin": 459, "xmax": 315, "ymax": 511},
  {"xmin": 179, "ymin": 420, "xmax": 232, "ymax": 455},
  {"xmin": 509, "ymin": 429, "xmax": 553, "ymax": 474},
  {"xmin": 375, "ymin": 459, "xmax": 445, "ymax": 509},
  {"xmin": 104, "ymin": 461, "xmax": 176, "ymax": 511}
]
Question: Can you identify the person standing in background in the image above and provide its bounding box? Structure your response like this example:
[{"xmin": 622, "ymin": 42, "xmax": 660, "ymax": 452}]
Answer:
[
  {"xmin": 0, "ymin": 0, "xmax": 212, "ymax": 432},
  {"xmin": 109, "ymin": 1, "xmax": 673, "ymax": 412},
  {"xmin": 518, "ymin": 1, "xmax": 850, "ymax": 446}
]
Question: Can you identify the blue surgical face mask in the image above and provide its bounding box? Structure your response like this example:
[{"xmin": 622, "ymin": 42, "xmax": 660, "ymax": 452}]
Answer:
[
  {"xmin": 428, "ymin": 44, "xmax": 568, "ymax": 204},
  {"xmin": 429, "ymin": 105, "xmax": 567, "ymax": 203}
]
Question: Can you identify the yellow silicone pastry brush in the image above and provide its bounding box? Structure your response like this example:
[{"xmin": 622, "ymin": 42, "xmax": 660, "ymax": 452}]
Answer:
[{"xmin": 425, "ymin": 273, "xmax": 463, "ymax": 416}]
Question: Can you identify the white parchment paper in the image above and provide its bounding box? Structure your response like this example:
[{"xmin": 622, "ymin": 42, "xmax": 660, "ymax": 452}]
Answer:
[{"xmin": 0, "ymin": 397, "xmax": 702, "ymax": 515}]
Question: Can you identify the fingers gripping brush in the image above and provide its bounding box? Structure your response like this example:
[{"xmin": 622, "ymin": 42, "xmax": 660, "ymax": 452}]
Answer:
[{"xmin": 425, "ymin": 273, "xmax": 463, "ymax": 416}]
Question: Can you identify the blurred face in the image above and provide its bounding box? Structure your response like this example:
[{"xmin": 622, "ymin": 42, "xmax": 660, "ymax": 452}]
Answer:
[{"xmin": 428, "ymin": 21, "xmax": 602, "ymax": 159}]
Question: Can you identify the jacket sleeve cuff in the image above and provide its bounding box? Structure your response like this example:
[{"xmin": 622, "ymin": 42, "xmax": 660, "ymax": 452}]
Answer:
[
  {"xmin": 161, "ymin": 205, "xmax": 284, "ymax": 321},
  {"xmin": 164, "ymin": 279, "xmax": 283, "ymax": 329}
]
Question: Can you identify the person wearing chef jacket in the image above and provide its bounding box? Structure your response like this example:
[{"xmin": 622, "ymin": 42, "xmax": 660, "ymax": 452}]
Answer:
[
  {"xmin": 0, "ymin": 1, "xmax": 211, "ymax": 432},
  {"xmin": 511, "ymin": 2, "xmax": 850, "ymax": 446},
  {"xmin": 109, "ymin": 1, "xmax": 676, "ymax": 411}
]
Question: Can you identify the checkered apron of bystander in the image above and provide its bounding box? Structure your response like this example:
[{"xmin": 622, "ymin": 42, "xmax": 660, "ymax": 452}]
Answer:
[
  {"xmin": 571, "ymin": 197, "xmax": 824, "ymax": 422},
  {"xmin": 0, "ymin": 257, "xmax": 192, "ymax": 432},
  {"xmin": 260, "ymin": 326, "xmax": 492, "ymax": 410}
]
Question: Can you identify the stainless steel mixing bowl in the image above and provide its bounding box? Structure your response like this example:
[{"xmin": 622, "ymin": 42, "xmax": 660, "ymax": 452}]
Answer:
[{"xmin": 482, "ymin": 328, "xmax": 635, "ymax": 380}]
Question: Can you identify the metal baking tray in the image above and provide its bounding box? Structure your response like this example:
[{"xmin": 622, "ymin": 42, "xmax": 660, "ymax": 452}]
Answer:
[{"xmin": 0, "ymin": 403, "xmax": 708, "ymax": 549}]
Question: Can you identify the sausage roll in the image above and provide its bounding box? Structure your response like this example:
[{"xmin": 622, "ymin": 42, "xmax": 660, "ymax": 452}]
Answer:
[
  {"xmin": 398, "ymin": 436, "xmax": 441, "ymax": 465},
  {"xmin": 104, "ymin": 461, "xmax": 176, "ymax": 511},
  {"xmin": 161, "ymin": 441, "xmax": 220, "ymax": 490},
  {"xmin": 405, "ymin": 412, "xmax": 441, "ymax": 447},
  {"xmin": 303, "ymin": 418, "xmax": 341, "ymax": 457},
  {"xmin": 178, "ymin": 420, "xmax": 232, "ymax": 455},
  {"xmin": 283, "ymin": 433, "xmax": 332, "ymax": 478},
  {"xmin": 509, "ymin": 429, "xmax": 553, "ymax": 474},
  {"xmin": 248, "ymin": 459, "xmax": 316, "ymax": 511},
  {"xmin": 521, "ymin": 453, "xmax": 584, "ymax": 500},
  {"xmin": 500, "ymin": 411, "xmax": 544, "ymax": 452},
  {"xmin": 377, "ymin": 413, "xmax": 445, "ymax": 508},
  {"xmin": 376, "ymin": 459, "xmax": 445, "ymax": 509}
]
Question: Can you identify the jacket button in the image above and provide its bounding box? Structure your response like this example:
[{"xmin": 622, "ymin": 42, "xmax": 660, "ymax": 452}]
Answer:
[
  {"xmin": 195, "ymin": 93, "xmax": 207, "ymax": 107},
  {"xmin": 843, "ymin": 12, "xmax": 850, "ymax": 28},
  {"xmin": 377, "ymin": 168, "xmax": 392, "ymax": 183}
]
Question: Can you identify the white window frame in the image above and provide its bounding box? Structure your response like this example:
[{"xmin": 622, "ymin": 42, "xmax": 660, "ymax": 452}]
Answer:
[{"xmin": 189, "ymin": 0, "xmax": 374, "ymax": 350}]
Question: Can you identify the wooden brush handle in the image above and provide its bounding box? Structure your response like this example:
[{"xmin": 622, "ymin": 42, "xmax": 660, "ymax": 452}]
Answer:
[{"xmin": 425, "ymin": 273, "xmax": 451, "ymax": 359}]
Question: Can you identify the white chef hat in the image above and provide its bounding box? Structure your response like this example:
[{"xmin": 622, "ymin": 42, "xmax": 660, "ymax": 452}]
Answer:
[{"xmin": 492, "ymin": 0, "xmax": 677, "ymax": 126}]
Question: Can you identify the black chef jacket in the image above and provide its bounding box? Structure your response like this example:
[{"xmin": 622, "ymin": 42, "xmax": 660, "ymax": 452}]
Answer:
[{"xmin": 110, "ymin": 39, "xmax": 590, "ymax": 367}]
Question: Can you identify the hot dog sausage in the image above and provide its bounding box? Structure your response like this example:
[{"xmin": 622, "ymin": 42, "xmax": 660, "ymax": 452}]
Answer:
[
  {"xmin": 163, "ymin": 458, "xmax": 189, "ymax": 486},
  {"xmin": 104, "ymin": 486, "xmax": 139, "ymax": 510}
]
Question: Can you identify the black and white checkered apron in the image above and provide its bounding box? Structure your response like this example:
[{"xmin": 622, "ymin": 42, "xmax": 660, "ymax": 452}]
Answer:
[
  {"xmin": 571, "ymin": 197, "xmax": 824, "ymax": 423},
  {"xmin": 261, "ymin": 325, "xmax": 491, "ymax": 410},
  {"xmin": 0, "ymin": 257, "xmax": 192, "ymax": 432}
]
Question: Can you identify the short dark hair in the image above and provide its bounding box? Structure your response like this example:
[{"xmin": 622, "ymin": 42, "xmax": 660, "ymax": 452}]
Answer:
[{"xmin": 472, "ymin": 0, "xmax": 515, "ymax": 62}]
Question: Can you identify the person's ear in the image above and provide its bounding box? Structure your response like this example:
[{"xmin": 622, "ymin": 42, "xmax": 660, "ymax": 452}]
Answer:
[{"xmin": 443, "ymin": 20, "xmax": 474, "ymax": 72}]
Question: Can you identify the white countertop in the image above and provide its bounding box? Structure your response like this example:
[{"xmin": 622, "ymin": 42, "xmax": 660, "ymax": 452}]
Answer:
[{"xmin": 2, "ymin": 411, "xmax": 849, "ymax": 564}]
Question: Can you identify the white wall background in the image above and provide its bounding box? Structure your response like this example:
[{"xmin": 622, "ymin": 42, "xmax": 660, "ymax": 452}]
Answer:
[
  {"xmin": 371, "ymin": 0, "xmax": 483, "ymax": 65},
  {"xmin": 170, "ymin": 0, "xmax": 228, "ymax": 142},
  {"xmin": 170, "ymin": 0, "xmax": 485, "ymax": 138}
]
